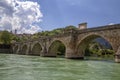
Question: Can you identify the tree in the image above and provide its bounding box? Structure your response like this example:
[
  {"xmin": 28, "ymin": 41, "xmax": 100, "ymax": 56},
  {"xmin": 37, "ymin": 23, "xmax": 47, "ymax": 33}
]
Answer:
[
  {"xmin": 85, "ymin": 41, "xmax": 114, "ymax": 57},
  {"xmin": 0, "ymin": 31, "xmax": 12, "ymax": 44},
  {"xmin": 65, "ymin": 25, "xmax": 77, "ymax": 30},
  {"xmin": 57, "ymin": 43, "xmax": 66, "ymax": 55},
  {"xmin": 11, "ymin": 35, "xmax": 21, "ymax": 42}
]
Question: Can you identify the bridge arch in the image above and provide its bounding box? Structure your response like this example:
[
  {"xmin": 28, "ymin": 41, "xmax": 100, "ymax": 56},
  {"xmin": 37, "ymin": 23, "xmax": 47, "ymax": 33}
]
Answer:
[
  {"xmin": 48, "ymin": 40, "xmax": 66, "ymax": 57},
  {"xmin": 76, "ymin": 33, "xmax": 114, "ymax": 58},
  {"xmin": 21, "ymin": 44, "xmax": 28, "ymax": 55},
  {"xmin": 31, "ymin": 42, "xmax": 42, "ymax": 56}
]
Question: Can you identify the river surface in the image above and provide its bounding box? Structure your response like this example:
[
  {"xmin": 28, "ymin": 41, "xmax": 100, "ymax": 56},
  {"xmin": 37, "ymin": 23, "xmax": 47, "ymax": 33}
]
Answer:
[{"xmin": 0, "ymin": 54, "xmax": 120, "ymax": 80}]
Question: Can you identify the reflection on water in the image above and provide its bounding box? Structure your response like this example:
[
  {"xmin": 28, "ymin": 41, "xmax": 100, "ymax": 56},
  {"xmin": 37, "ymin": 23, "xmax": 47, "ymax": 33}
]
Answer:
[{"xmin": 0, "ymin": 54, "xmax": 120, "ymax": 80}]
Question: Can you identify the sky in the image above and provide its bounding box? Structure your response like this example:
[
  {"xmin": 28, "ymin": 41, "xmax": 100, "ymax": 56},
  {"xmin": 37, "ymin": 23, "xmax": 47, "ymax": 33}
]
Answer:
[{"xmin": 0, "ymin": 0, "xmax": 120, "ymax": 34}]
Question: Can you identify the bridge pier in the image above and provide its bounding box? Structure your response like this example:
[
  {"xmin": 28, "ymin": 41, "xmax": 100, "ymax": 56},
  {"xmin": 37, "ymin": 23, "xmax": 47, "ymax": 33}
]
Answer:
[
  {"xmin": 66, "ymin": 54, "xmax": 84, "ymax": 59},
  {"xmin": 65, "ymin": 48, "xmax": 84, "ymax": 59},
  {"xmin": 40, "ymin": 48, "xmax": 57, "ymax": 57},
  {"xmin": 115, "ymin": 54, "xmax": 120, "ymax": 63},
  {"xmin": 41, "ymin": 53, "xmax": 56, "ymax": 57}
]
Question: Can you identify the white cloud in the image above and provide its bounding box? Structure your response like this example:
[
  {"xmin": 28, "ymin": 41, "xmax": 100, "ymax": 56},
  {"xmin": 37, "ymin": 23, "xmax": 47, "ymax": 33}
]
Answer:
[
  {"xmin": 108, "ymin": 23, "xmax": 114, "ymax": 25},
  {"xmin": 0, "ymin": 0, "xmax": 43, "ymax": 34}
]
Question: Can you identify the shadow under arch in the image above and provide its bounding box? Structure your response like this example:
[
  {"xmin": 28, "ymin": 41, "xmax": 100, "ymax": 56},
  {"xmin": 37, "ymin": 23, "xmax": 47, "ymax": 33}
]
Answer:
[
  {"xmin": 48, "ymin": 40, "xmax": 66, "ymax": 57},
  {"xmin": 21, "ymin": 45, "xmax": 27, "ymax": 55},
  {"xmin": 76, "ymin": 34, "xmax": 114, "ymax": 59},
  {"xmin": 31, "ymin": 43, "xmax": 42, "ymax": 56}
]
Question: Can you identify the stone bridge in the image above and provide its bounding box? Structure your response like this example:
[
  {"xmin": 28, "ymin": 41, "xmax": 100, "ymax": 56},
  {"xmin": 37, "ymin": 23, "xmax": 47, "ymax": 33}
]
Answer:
[{"xmin": 13, "ymin": 24, "xmax": 120, "ymax": 62}]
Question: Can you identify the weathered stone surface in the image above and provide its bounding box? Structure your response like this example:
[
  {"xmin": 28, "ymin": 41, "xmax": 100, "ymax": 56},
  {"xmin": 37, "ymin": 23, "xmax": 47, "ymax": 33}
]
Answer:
[{"xmin": 13, "ymin": 24, "xmax": 120, "ymax": 62}]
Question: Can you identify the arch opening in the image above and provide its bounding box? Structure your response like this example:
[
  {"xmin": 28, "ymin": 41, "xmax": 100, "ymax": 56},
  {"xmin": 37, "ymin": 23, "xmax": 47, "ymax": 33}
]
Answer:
[
  {"xmin": 48, "ymin": 40, "xmax": 66, "ymax": 57},
  {"xmin": 31, "ymin": 43, "xmax": 42, "ymax": 56},
  {"xmin": 21, "ymin": 45, "xmax": 27, "ymax": 55},
  {"xmin": 77, "ymin": 35, "xmax": 114, "ymax": 60}
]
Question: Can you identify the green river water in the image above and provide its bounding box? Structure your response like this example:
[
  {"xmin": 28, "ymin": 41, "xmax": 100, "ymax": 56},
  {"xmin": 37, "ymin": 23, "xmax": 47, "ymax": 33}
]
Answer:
[{"xmin": 0, "ymin": 54, "xmax": 120, "ymax": 80}]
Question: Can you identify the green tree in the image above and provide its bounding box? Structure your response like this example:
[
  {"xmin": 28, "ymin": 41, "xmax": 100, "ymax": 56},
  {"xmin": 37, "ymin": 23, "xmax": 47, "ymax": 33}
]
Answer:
[
  {"xmin": 86, "ymin": 41, "xmax": 114, "ymax": 57},
  {"xmin": 30, "ymin": 26, "xmax": 77, "ymax": 39},
  {"xmin": 57, "ymin": 43, "xmax": 66, "ymax": 55},
  {"xmin": 11, "ymin": 35, "xmax": 21, "ymax": 42},
  {"xmin": 65, "ymin": 25, "xmax": 77, "ymax": 30},
  {"xmin": 0, "ymin": 31, "xmax": 12, "ymax": 44}
]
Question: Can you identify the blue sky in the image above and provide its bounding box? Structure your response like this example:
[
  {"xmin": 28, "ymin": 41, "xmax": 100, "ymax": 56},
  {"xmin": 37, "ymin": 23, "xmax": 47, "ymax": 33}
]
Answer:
[
  {"xmin": 0, "ymin": 0, "xmax": 120, "ymax": 33},
  {"xmin": 37, "ymin": 0, "xmax": 120, "ymax": 30}
]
